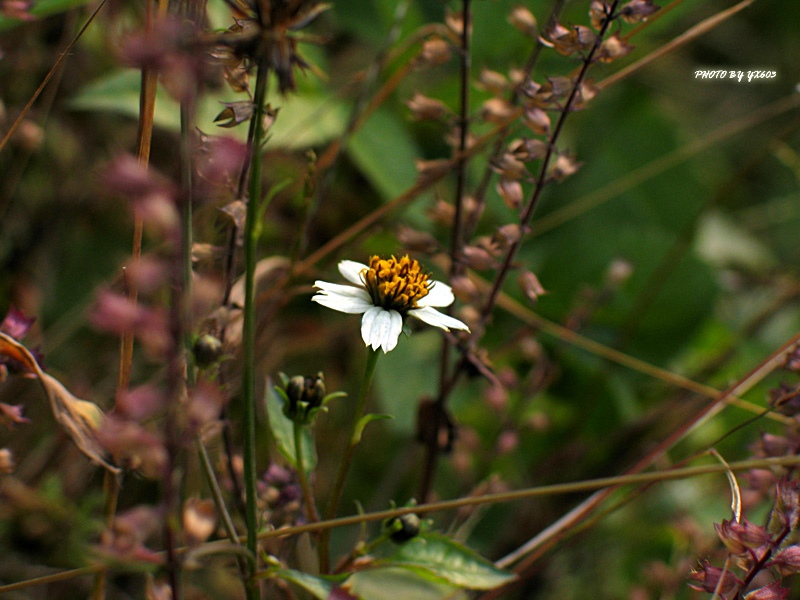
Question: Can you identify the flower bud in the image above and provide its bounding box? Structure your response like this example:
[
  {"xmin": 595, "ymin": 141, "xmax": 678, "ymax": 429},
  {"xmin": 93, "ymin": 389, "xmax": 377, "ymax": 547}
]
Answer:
[
  {"xmin": 714, "ymin": 518, "xmax": 771, "ymax": 555},
  {"xmin": 284, "ymin": 373, "xmax": 327, "ymax": 424},
  {"xmin": 688, "ymin": 560, "xmax": 739, "ymax": 595},
  {"xmin": 385, "ymin": 513, "xmax": 421, "ymax": 543},
  {"xmin": 193, "ymin": 334, "xmax": 223, "ymax": 369}
]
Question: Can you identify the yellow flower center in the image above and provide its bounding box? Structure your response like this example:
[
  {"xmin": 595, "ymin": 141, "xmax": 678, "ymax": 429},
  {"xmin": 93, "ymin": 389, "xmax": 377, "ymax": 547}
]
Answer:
[{"xmin": 363, "ymin": 255, "xmax": 431, "ymax": 312}]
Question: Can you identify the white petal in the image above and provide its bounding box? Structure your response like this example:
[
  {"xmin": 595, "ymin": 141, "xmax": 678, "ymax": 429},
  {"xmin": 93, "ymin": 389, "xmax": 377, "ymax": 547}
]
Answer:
[
  {"xmin": 312, "ymin": 294, "xmax": 373, "ymax": 314},
  {"xmin": 338, "ymin": 260, "xmax": 369, "ymax": 285},
  {"xmin": 312, "ymin": 283, "xmax": 373, "ymax": 314},
  {"xmin": 314, "ymin": 280, "xmax": 369, "ymax": 299},
  {"xmin": 419, "ymin": 281, "xmax": 455, "ymax": 308},
  {"xmin": 409, "ymin": 306, "xmax": 470, "ymax": 332},
  {"xmin": 361, "ymin": 306, "xmax": 403, "ymax": 353}
]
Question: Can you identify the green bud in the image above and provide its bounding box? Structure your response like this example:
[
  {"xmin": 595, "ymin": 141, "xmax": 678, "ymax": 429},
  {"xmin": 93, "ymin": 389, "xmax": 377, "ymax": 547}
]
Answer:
[{"xmin": 284, "ymin": 372, "xmax": 326, "ymax": 424}]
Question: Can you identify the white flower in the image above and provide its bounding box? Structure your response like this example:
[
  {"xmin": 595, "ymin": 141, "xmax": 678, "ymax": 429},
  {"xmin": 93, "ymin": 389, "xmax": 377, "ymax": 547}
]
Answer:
[{"xmin": 312, "ymin": 255, "xmax": 470, "ymax": 353}]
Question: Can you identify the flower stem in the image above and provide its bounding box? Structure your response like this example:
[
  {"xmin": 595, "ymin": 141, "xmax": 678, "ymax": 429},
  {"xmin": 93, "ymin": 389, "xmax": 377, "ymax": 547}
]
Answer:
[
  {"xmin": 319, "ymin": 348, "xmax": 380, "ymax": 572},
  {"xmin": 241, "ymin": 57, "xmax": 270, "ymax": 600},
  {"xmin": 293, "ymin": 420, "xmax": 320, "ymax": 524}
]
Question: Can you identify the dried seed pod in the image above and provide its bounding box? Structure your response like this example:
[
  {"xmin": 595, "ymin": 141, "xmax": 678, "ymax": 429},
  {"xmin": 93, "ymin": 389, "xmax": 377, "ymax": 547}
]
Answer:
[
  {"xmin": 417, "ymin": 38, "xmax": 452, "ymax": 68},
  {"xmin": 462, "ymin": 246, "xmax": 496, "ymax": 271},
  {"xmin": 523, "ymin": 107, "xmax": 551, "ymax": 135},
  {"xmin": 618, "ymin": 0, "xmax": 660, "ymax": 24},
  {"xmin": 480, "ymin": 98, "xmax": 517, "ymax": 124},
  {"xmin": 548, "ymin": 152, "xmax": 582, "ymax": 182},
  {"xmin": 493, "ymin": 224, "xmax": 525, "ymax": 248},
  {"xmin": 598, "ymin": 34, "xmax": 635, "ymax": 63},
  {"xmin": 406, "ymin": 92, "xmax": 452, "ymax": 121},
  {"xmin": 477, "ymin": 68, "xmax": 507, "ymax": 94},
  {"xmin": 518, "ymin": 270, "xmax": 547, "ymax": 303},
  {"xmin": 496, "ymin": 178, "xmax": 524, "ymax": 210},
  {"xmin": 509, "ymin": 6, "xmax": 537, "ymax": 37}
]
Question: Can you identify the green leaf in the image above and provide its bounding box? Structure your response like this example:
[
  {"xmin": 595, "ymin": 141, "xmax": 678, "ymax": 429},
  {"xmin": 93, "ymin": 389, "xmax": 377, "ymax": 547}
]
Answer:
[
  {"xmin": 68, "ymin": 69, "xmax": 348, "ymax": 149},
  {"xmin": 264, "ymin": 379, "xmax": 317, "ymax": 474},
  {"xmin": 347, "ymin": 107, "xmax": 421, "ymax": 201},
  {"xmin": 0, "ymin": 0, "xmax": 95, "ymax": 31},
  {"xmin": 271, "ymin": 568, "xmax": 337, "ymax": 599},
  {"xmin": 352, "ymin": 413, "xmax": 393, "ymax": 444},
  {"xmin": 377, "ymin": 533, "xmax": 516, "ymax": 590},
  {"xmin": 68, "ymin": 69, "xmax": 181, "ymax": 129},
  {"xmin": 344, "ymin": 566, "xmax": 459, "ymax": 600}
]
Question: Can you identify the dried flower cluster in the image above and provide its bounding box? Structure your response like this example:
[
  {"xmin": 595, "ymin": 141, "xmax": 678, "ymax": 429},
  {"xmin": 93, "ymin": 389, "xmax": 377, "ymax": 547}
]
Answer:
[{"xmin": 690, "ymin": 356, "xmax": 800, "ymax": 599}]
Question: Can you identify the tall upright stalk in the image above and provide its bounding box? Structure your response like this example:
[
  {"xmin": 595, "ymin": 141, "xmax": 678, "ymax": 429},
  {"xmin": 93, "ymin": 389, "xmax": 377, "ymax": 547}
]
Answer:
[
  {"xmin": 241, "ymin": 57, "xmax": 270, "ymax": 600},
  {"xmin": 419, "ymin": 0, "xmax": 471, "ymax": 502}
]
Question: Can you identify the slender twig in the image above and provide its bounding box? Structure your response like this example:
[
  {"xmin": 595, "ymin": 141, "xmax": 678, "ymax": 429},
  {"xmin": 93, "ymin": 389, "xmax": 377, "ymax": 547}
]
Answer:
[
  {"xmin": 0, "ymin": 0, "xmax": 108, "ymax": 156},
  {"xmin": 462, "ymin": 0, "xmax": 566, "ymax": 241},
  {"xmin": 450, "ymin": 0, "xmax": 471, "ymax": 276},
  {"xmin": 195, "ymin": 438, "xmax": 241, "ymax": 545},
  {"xmin": 422, "ymin": 0, "xmax": 621, "ymax": 501},
  {"xmin": 419, "ymin": 0, "xmax": 472, "ymax": 502},
  {"xmin": 264, "ymin": 456, "xmax": 800, "ymax": 542},
  {"xmin": 492, "ymin": 331, "xmax": 800, "ymax": 581},
  {"xmin": 480, "ymin": 1, "xmax": 621, "ymax": 325},
  {"xmin": 485, "ymin": 279, "xmax": 792, "ymax": 424},
  {"xmin": 164, "ymin": 235, "xmax": 186, "ymax": 600}
]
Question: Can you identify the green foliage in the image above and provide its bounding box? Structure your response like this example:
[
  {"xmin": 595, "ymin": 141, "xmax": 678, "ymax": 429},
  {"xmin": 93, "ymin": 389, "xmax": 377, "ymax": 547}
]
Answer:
[
  {"xmin": 265, "ymin": 379, "xmax": 318, "ymax": 474},
  {"xmin": 69, "ymin": 69, "xmax": 349, "ymax": 149},
  {"xmin": 2, "ymin": 0, "xmax": 800, "ymax": 598},
  {"xmin": 343, "ymin": 567, "xmax": 459, "ymax": 600},
  {"xmin": 348, "ymin": 107, "xmax": 422, "ymax": 201},
  {"xmin": 269, "ymin": 568, "xmax": 339, "ymax": 599},
  {"xmin": 374, "ymin": 532, "xmax": 516, "ymax": 590},
  {"xmin": 0, "ymin": 0, "xmax": 94, "ymax": 30}
]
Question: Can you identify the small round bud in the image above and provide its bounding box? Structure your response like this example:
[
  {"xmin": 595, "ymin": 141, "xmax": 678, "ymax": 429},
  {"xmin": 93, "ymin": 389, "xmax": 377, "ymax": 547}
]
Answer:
[
  {"xmin": 284, "ymin": 373, "xmax": 327, "ymax": 423},
  {"xmin": 386, "ymin": 513, "xmax": 421, "ymax": 543},
  {"xmin": 193, "ymin": 334, "xmax": 223, "ymax": 369}
]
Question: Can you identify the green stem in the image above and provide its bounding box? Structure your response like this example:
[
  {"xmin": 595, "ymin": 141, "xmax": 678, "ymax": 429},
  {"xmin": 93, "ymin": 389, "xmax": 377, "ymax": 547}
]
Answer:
[
  {"xmin": 319, "ymin": 348, "xmax": 380, "ymax": 572},
  {"xmin": 293, "ymin": 421, "xmax": 320, "ymax": 524},
  {"xmin": 242, "ymin": 58, "xmax": 269, "ymax": 600}
]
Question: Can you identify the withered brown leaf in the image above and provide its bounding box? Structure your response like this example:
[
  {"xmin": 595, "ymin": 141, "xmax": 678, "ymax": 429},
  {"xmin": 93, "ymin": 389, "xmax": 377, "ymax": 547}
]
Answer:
[{"xmin": 0, "ymin": 332, "xmax": 119, "ymax": 473}]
